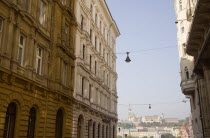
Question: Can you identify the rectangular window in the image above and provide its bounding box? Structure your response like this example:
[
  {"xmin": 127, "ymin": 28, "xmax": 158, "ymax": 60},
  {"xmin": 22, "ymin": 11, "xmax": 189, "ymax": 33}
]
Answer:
[
  {"xmin": 62, "ymin": 61, "xmax": 67, "ymax": 86},
  {"xmin": 90, "ymin": 55, "xmax": 92, "ymax": 71},
  {"xmin": 95, "ymin": 14, "xmax": 97, "ymax": 25},
  {"xmin": 95, "ymin": 61, "xmax": 97, "ymax": 75},
  {"xmin": 83, "ymin": 45, "xmax": 85, "ymax": 59},
  {"xmin": 89, "ymin": 84, "xmax": 91, "ymax": 101},
  {"xmin": 22, "ymin": 0, "xmax": 30, "ymax": 11},
  {"xmin": 90, "ymin": 29, "xmax": 92, "ymax": 41},
  {"xmin": 39, "ymin": 1, "xmax": 47, "ymax": 27},
  {"xmin": 82, "ymin": 77, "xmax": 85, "ymax": 97},
  {"xmin": 95, "ymin": 37, "xmax": 97, "ymax": 48},
  {"xmin": 36, "ymin": 46, "xmax": 43, "ymax": 75},
  {"xmin": 18, "ymin": 34, "xmax": 25, "ymax": 66},
  {"xmin": 0, "ymin": 18, "xmax": 3, "ymax": 47},
  {"xmin": 64, "ymin": 24, "xmax": 69, "ymax": 46},
  {"xmin": 81, "ymin": 16, "xmax": 84, "ymax": 30},
  {"xmin": 181, "ymin": 27, "xmax": 184, "ymax": 33},
  {"xmin": 179, "ymin": 0, "xmax": 182, "ymax": 11},
  {"xmin": 62, "ymin": 0, "xmax": 66, "ymax": 5}
]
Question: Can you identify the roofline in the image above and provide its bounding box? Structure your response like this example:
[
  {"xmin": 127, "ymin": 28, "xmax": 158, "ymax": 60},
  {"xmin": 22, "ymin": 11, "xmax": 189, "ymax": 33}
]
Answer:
[{"xmin": 103, "ymin": 0, "xmax": 121, "ymax": 36}]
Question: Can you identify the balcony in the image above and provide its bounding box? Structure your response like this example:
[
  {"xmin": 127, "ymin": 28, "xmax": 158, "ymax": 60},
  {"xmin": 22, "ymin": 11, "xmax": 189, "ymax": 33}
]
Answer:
[{"xmin": 181, "ymin": 78, "xmax": 195, "ymax": 95}]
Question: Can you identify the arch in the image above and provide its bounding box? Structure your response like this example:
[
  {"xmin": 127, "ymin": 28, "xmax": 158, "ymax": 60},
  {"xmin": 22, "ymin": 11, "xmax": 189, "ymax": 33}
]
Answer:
[
  {"xmin": 27, "ymin": 107, "xmax": 37, "ymax": 138},
  {"xmin": 77, "ymin": 114, "xmax": 84, "ymax": 138},
  {"xmin": 4, "ymin": 102, "xmax": 17, "ymax": 138},
  {"xmin": 55, "ymin": 109, "xmax": 64, "ymax": 138}
]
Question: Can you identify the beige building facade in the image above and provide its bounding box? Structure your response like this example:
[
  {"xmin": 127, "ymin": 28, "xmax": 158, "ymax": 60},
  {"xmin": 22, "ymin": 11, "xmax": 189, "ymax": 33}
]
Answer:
[
  {"xmin": 72, "ymin": 0, "xmax": 120, "ymax": 137},
  {"xmin": 0, "ymin": 0, "xmax": 77, "ymax": 137}
]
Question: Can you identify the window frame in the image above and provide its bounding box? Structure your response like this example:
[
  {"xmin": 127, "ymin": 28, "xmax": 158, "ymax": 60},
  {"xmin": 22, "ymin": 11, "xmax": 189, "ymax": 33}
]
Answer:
[
  {"xmin": 36, "ymin": 46, "xmax": 43, "ymax": 75},
  {"xmin": 27, "ymin": 107, "xmax": 37, "ymax": 138},
  {"xmin": 62, "ymin": 61, "xmax": 68, "ymax": 86},
  {"xmin": 18, "ymin": 34, "xmax": 25, "ymax": 66},
  {"xmin": 0, "ymin": 18, "xmax": 3, "ymax": 47},
  {"xmin": 39, "ymin": 0, "xmax": 47, "ymax": 27}
]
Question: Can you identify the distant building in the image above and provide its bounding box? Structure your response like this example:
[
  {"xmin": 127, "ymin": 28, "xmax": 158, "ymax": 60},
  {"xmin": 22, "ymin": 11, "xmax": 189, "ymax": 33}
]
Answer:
[
  {"xmin": 142, "ymin": 115, "xmax": 163, "ymax": 123},
  {"xmin": 164, "ymin": 118, "xmax": 179, "ymax": 124}
]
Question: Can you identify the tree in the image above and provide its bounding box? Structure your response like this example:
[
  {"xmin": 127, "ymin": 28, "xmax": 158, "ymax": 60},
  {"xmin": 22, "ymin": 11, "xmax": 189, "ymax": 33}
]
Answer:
[
  {"xmin": 161, "ymin": 133, "xmax": 176, "ymax": 138},
  {"xmin": 143, "ymin": 136, "xmax": 148, "ymax": 138}
]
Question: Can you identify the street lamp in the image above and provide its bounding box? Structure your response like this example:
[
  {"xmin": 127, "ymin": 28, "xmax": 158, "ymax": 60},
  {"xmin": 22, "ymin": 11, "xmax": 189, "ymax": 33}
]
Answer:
[{"xmin": 125, "ymin": 52, "xmax": 131, "ymax": 63}]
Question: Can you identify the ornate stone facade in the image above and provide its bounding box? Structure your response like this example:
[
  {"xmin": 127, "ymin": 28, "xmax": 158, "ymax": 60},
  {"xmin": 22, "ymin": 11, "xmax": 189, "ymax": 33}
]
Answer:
[
  {"xmin": 175, "ymin": 0, "xmax": 210, "ymax": 137},
  {"xmin": 72, "ymin": 0, "xmax": 120, "ymax": 137},
  {"xmin": 0, "ymin": 0, "xmax": 76, "ymax": 137},
  {"xmin": 174, "ymin": 0, "xmax": 203, "ymax": 137}
]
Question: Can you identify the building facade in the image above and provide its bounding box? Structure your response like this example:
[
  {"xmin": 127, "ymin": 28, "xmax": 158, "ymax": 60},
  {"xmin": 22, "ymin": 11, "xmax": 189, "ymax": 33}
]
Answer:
[
  {"xmin": 72, "ymin": 0, "xmax": 120, "ymax": 137},
  {"xmin": 175, "ymin": 0, "xmax": 210, "ymax": 137},
  {"xmin": 0, "ymin": 0, "xmax": 76, "ymax": 137}
]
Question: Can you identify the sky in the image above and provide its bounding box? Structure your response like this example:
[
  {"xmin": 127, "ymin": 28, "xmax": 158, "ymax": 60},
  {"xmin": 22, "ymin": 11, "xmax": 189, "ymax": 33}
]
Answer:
[{"xmin": 106, "ymin": 0, "xmax": 190, "ymax": 119}]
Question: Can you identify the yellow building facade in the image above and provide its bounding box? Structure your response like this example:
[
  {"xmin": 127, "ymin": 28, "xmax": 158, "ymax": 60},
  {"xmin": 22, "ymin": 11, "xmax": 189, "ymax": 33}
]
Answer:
[{"xmin": 0, "ymin": 0, "xmax": 77, "ymax": 137}]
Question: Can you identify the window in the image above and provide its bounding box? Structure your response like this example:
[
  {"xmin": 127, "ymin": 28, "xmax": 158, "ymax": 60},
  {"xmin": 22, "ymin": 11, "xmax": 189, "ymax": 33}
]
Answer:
[
  {"xmin": 181, "ymin": 27, "xmax": 184, "ymax": 33},
  {"xmin": 95, "ymin": 37, "xmax": 97, "ymax": 48},
  {"xmin": 18, "ymin": 34, "xmax": 25, "ymax": 66},
  {"xmin": 27, "ymin": 107, "xmax": 36, "ymax": 138},
  {"xmin": 183, "ymin": 44, "xmax": 186, "ymax": 56},
  {"xmin": 81, "ymin": 16, "xmax": 84, "ymax": 30},
  {"xmin": 98, "ymin": 124, "xmax": 100, "ymax": 138},
  {"xmin": 4, "ymin": 102, "xmax": 17, "ymax": 138},
  {"xmin": 95, "ymin": 14, "xmax": 98, "ymax": 25},
  {"xmin": 102, "ymin": 125, "xmax": 104, "ymax": 138},
  {"xmin": 39, "ymin": 0, "xmax": 47, "ymax": 26},
  {"xmin": 106, "ymin": 126, "xmax": 108, "ymax": 138},
  {"xmin": 36, "ymin": 46, "xmax": 43, "ymax": 75},
  {"xmin": 55, "ymin": 109, "xmax": 63, "ymax": 138},
  {"xmin": 0, "ymin": 18, "xmax": 3, "ymax": 46},
  {"xmin": 179, "ymin": 0, "xmax": 182, "ymax": 11},
  {"xmin": 90, "ymin": 29, "xmax": 92, "ymax": 41},
  {"xmin": 90, "ymin": 55, "xmax": 92, "ymax": 71},
  {"xmin": 185, "ymin": 67, "xmax": 190, "ymax": 79},
  {"xmin": 95, "ymin": 61, "xmax": 97, "ymax": 75},
  {"xmin": 100, "ymin": 21, "xmax": 102, "ymax": 32},
  {"xmin": 77, "ymin": 115, "xmax": 84, "ymax": 138},
  {"xmin": 89, "ymin": 84, "xmax": 92, "ymax": 101},
  {"xmin": 99, "ymin": 43, "xmax": 101, "ymax": 55},
  {"xmin": 90, "ymin": 5, "xmax": 93, "ymax": 13},
  {"xmin": 62, "ymin": 61, "xmax": 67, "ymax": 86},
  {"xmin": 64, "ymin": 24, "xmax": 69, "ymax": 46},
  {"xmin": 93, "ymin": 122, "xmax": 96, "ymax": 138},
  {"xmin": 83, "ymin": 45, "xmax": 85, "ymax": 59},
  {"xmin": 62, "ymin": 0, "xmax": 66, "ymax": 5},
  {"xmin": 113, "ymin": 126, "xmax": 115, "ymax": 138},
  {"xmin": 22, "ymin": 0, "xmax": 30, "ymax": 11},
  {"xmin": 82, "ymin": 77, "xmax": 85, "ymax": 97}
]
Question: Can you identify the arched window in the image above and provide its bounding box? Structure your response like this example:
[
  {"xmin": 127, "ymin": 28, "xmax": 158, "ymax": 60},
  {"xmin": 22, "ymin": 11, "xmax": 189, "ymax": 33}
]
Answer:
[
  {"xmin": 55, "ymin": 109, "xmax": 63, "ymax": 138},
  {"xmin": 27, "ymin": 107, "xmax": 36, "ymax": 138},
  {"xmin": 92, "ymin": 122, "xmax": 95, "ymax": 138},
  {"xmin": 113, "ymin": 126, "xmax": 115, "ymax": 138},
  {"xmin": 4, "ymin": 102, "xmax": 17, "ymax": 138},
  {"xmin": 77, "ymin": 115, "xmax": 84, "ymax": 138},
  {"xmin": 185, "ymin": 67, "xmax": 190, "ymax": 79},
  {"xmin": 102, "ymin": 125, "xmax": 104, "ymax": 138},
  {"xmin": 106, "ymin": 126, "xmax": 108, "ymax": 138},
  {"xmin": 98, "ymin": 124, "xmax": 100, "ymax": 138}
]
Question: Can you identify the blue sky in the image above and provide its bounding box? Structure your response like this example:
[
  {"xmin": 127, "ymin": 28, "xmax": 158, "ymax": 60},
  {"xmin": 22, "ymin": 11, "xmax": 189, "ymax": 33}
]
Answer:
[{"xmin": 106, "ymin": 0, "xmax": 190, "ymax": 119}]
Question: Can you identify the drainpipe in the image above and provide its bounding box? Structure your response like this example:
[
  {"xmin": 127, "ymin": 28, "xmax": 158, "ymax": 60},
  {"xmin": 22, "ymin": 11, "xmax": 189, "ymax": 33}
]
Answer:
[{"xmin": 196, "ymin": 79, "xmax": 205, "ymax": 137}]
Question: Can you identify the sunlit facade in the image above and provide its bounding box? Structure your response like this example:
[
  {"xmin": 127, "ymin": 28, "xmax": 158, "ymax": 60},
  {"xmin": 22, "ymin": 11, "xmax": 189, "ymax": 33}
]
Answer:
[
  {"xmin": 72, "ymin": 0, "xmax": 120, "ymax": 137},
  {"xmin": 0, "ymin": 0, "xmax": 76, "ymax": 137}
]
